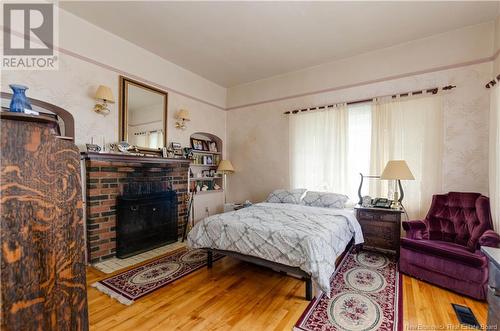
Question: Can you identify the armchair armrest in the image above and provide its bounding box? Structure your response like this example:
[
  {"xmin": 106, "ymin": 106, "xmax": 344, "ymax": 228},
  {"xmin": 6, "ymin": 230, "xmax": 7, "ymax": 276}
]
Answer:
[
  {"xmin": 479, "ymin": 230, "xmax": 500, "ymax": 248},
  {"xmin": 402, "ymin": 220, "xmax": 427, "ymax": 240},
  {"xmin": 402, "ymin": 220, "xmax": 426, "ymax": 231}
]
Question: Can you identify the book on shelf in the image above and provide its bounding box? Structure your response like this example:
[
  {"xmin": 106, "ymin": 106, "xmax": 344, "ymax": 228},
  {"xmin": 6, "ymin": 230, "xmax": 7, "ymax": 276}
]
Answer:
[{"xmin": 191, "ymin": 153, "xmax": 220, "ymax": 166}]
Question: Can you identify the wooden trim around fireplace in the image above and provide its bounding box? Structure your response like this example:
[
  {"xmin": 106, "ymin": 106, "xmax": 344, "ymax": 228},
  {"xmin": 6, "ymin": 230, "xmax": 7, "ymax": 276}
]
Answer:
[{"xmin": 81, "ymin": 152, "xmax": 191, "ymax": 165}]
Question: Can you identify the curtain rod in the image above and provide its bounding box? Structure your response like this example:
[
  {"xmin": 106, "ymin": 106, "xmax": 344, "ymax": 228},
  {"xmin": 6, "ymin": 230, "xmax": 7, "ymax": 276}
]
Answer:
[
  {"xmin": 283, "ymin": 84, "xmax": 456, "ymax": 115},
  {"xmin": 485, "ymin": 74, "xmax": 500, "ymax": 88}
]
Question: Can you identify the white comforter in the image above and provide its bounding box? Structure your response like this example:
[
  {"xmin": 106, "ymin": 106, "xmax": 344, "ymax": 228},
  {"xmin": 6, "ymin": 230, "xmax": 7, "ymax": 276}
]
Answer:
[{"xmin": 187, "ymin": 202, "xmax": 363, "ymax": 294}]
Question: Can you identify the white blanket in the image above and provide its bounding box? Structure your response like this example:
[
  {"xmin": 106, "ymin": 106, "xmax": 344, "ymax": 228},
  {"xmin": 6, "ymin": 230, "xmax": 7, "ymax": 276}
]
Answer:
[{"xmin": 187, "ymin": 202, "xmax": 363, "ymax": 294}]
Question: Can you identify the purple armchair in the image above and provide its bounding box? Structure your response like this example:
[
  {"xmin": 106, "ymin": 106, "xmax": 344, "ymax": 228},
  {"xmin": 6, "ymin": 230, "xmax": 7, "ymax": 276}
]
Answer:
[{"xmin": 399, "ymin": 192, "xmax": 500, "ymax": 300}]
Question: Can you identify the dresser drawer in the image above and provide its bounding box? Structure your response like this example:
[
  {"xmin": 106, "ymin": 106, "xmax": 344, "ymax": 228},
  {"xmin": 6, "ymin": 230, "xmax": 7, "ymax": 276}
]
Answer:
[
  {"xmin": 355, "ymin": 207, "xmax": 402, "ymax": 256},
  {"xmin": 359, "ymin": 220, "xmax": 398, "ymax": 251},
  {"xmin": 357, "ymin": 210, "xmax": 399, "ymax": 222}
]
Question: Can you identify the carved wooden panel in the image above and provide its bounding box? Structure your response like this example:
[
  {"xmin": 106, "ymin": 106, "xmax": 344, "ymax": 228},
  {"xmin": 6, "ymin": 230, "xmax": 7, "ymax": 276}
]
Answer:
[{"xmin": 1, "ymin": 114, "xmax": 88, "ymax": 330}]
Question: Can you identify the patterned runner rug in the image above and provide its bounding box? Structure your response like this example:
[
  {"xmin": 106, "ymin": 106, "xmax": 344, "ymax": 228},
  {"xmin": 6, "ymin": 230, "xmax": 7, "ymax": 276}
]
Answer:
[
  {"xmin": 294, "ymin": 249, "xmax": 402, "ymax": 331},
  {"xmin": 92, "ymin": 248, "xmax": 222, "ymax": 305}
]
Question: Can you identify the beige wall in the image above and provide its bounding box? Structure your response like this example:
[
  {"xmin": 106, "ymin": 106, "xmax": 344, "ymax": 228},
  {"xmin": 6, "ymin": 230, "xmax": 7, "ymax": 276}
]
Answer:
[
  {"xmin": 226, "ymin": 20, "xmax": 498, "ymax": 204},
  {"xmin": 1, "ymin": 7, "xmax": 227, "ymax": 217},
  {"xmin": 2, "ymin": 8, "xmax": 227, "ymax": 150},
  {"xmin": 227, "ymin": 62, "xmax": 492, "ymax": 204},
  {"xmin": 494, "ymin": 16, "xmax": 500, "ymax": 73},
  {"xmin": 3, "ymin": 7, "xmax": 499, "ymax": 215},
  {"xmin": 227, "ymin": 22, "xmax": 494, "ymax": 109}
]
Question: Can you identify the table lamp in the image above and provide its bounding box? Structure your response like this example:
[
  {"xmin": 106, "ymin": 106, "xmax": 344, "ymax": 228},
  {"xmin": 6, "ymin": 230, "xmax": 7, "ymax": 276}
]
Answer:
[
  {"xmin": 380, "ymin": 160, "xmax": 414, "ymax": 208},
  {"xmin": 217, "ymin": 159, "xmax": 235, "ymax": 204}
]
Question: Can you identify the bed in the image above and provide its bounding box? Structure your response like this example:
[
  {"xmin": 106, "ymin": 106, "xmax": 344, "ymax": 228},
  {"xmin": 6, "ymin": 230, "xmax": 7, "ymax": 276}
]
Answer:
[{"xmin": 187, "ymin": 202, "xmax": 363, "ymax": 300}]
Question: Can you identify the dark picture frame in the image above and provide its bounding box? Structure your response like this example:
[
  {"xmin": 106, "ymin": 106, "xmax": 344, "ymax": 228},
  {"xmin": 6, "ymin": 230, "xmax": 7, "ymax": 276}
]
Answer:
[
  {"xmin": 208, "ymin": 141, "xmax": 218, "ymax": 152},
  {"xmin": 191, "ymin": 138, "xmax": 208, "ymax": 151}
]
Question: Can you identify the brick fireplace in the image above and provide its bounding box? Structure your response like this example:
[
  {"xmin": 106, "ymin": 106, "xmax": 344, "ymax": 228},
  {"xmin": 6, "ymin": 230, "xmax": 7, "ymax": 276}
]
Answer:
[{"xmin": 82, "ymin": 152, "xmax": 190, "ymax": 263}]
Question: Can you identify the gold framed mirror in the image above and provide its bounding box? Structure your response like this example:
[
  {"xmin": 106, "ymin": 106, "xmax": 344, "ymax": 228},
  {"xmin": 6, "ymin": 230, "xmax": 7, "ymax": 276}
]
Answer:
[{"xmin": 119, "ymin": 76, "xmax": 168, "ymax": 149}]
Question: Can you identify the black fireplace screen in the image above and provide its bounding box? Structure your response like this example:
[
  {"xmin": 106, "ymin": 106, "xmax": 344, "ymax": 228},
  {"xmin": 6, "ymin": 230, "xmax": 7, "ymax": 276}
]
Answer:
[{"xmin": 116, "ymin": 191, "xmax": 178, "ymax": 258}]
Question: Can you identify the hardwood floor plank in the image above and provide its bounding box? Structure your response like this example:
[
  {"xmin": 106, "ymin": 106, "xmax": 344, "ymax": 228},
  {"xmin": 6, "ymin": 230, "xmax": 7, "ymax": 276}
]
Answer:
[{"xmin": 87, "ymin": 257, "xmax": 488, "ymax": 330}]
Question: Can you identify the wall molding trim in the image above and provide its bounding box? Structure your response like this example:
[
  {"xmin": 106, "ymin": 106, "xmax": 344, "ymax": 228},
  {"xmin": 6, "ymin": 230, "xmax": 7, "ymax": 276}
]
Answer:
[
  {"xmin": 1, "ymin": 26, "xmax": 226, "ymax": 111},
  {"xmin": 226, "ymin": 49, "xmax": 500, "ymax": 111},
  {"xmin": 4, "ymin": 25, "xmax": 499, "ymax": 113},
  {"xmin": 58, "ymin": 47, "xmax": 226, "ymax": 111}
]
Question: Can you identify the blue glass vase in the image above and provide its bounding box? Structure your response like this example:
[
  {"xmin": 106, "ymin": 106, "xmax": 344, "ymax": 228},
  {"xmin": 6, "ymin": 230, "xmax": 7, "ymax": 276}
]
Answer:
[{"xmin": 9, "ymin": 84, "xmax": 33, "ymax": 113}]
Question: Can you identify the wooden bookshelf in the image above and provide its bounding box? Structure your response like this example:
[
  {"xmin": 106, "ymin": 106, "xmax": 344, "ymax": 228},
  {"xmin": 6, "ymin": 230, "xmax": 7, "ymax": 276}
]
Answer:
[{"xmin": 189, "ymin": 133, "xmax": 223, "ymax": 195}]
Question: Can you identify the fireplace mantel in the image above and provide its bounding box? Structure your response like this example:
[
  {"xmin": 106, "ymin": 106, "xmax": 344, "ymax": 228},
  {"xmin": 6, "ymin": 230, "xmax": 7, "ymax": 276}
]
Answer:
[{"xmin": 81, "ymin": 152, "xmax": 191, "ymax": 165}]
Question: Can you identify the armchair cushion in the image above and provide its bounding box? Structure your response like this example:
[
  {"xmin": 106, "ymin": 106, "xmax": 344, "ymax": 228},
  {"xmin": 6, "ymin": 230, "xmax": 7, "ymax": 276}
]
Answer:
[
  {"xmin": 425, "ymin": 192, "xmax": 493, "ymax": 252},
  {"xmin": 401, "ymin": 238, "xmax": 487, "ymax": 268},
  {"xmin": 478, "ymin": 230, "xmax": 500, "ymax": 248}
]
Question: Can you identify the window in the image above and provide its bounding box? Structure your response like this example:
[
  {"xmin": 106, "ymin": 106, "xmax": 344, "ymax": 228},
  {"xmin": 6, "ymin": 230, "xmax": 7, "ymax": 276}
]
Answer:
[
  {"xmin": 289, "ymin": 103, "xmax": 371, "ymax": 200},
  {"xmin": 289, "ymin": 94, "xmax": 444, "ymax": 218}
]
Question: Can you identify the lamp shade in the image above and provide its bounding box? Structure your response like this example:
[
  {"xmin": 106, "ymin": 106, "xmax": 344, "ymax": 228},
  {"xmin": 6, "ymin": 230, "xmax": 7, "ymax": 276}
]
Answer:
[
  {"xmin": 217, "ymin": 160, "xmax": 235, "ymax": 173},
  {"xmin": 380, "ymin": 160, "xmax": 415, "ymax": 180},
  {"xmin": 178, "ymin": 109, "xmax": 190, "ymax": 121},
  {"xmin": 95, "ymin": 85, "xmax": 115, "ymax": 103}
]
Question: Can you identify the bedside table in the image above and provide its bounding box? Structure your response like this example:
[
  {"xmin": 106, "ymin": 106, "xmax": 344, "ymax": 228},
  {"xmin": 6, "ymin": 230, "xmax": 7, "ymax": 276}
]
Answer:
[{"xmin": 355, "ymin": 206, "xmax": 403, "ymax": 258}]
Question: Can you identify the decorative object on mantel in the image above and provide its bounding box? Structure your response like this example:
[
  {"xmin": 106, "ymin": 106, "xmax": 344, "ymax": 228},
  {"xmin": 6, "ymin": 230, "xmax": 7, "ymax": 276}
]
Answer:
[
  {"xmin": 183, "ymin": 147, "xmax": 194, "ymax": 160},
  {"xmin": 8, "ymin": 84, "xmax": 37, "ymax": 115},
  {"xmin": 380, "ymin": 160, "xmax": 415, "ymax": 209},
  {"xmin": 169, "ymin": 142, "xmax": 184, "ymax": 158},
  {"xmin": 94, "ymin": 85, "xmax": 115, "ymax": 115},
  {"xmin": 217, "ymin": 159, "xmax": 235, "ymax": 204},
  {"xmin": 86, "ymin": 144, "xmax": 101, "ymax": 153},
  {"xmin": 175, "ymin": 108, "xmax": 190, "ymax": 130},
  {"xmin": 117, "ymin": 141, "xmax": 134, "ymax": 153}
]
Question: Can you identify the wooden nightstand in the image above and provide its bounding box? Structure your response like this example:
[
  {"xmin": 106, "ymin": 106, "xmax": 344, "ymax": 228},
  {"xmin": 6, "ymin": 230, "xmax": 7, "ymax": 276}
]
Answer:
[{"xmin": 355, "ymin": 206, "xmax": 403, "ymax": 258}]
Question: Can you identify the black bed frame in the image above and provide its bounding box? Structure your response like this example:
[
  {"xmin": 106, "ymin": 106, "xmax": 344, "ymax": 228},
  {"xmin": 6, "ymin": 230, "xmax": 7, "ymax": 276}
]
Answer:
[{"xmin": 205, "ymin": 239, "xmax": 354, "ymax": 301}]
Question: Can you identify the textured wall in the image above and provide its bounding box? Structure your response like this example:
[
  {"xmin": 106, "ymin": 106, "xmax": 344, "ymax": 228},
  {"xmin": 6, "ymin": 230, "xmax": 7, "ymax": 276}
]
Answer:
[{"xmin": 227, "ymin": 62, "xmax": 492, "ymax": 204}]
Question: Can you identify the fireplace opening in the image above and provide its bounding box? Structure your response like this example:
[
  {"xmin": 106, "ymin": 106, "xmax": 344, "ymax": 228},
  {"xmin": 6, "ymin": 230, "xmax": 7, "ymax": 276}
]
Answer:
[{"xmin": 116, "ymin": 191, "xmax": 178, "ymax": 258}]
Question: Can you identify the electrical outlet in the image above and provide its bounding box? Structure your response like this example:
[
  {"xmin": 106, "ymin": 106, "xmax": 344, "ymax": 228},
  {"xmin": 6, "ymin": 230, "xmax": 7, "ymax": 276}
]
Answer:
[{"xmin": 205, "ymin": 207, "xmax": 209, "ymax": 214}]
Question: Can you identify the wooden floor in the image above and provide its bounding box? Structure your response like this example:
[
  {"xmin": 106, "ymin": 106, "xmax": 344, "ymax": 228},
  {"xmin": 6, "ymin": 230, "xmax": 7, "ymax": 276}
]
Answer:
[{"xmin": 87, "ymin": 256, "xmax": 488, "ymax": 331}]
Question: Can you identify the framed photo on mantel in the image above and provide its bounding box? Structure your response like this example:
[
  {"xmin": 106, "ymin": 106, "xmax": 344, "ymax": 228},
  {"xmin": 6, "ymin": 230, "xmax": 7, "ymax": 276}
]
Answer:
[{"xmin": 191, "ymin": 138, "xmax": 208, "ymax": 151}]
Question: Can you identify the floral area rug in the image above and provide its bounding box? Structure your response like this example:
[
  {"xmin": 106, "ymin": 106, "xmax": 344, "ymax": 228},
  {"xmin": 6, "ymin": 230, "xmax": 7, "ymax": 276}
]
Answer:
[
  {"xmin": 294, "ymin": 249, "xmax": 402, "ymax": 331},
  {"xmin": 92, "ymin": 248, "xmax": 223, "ymax": 305}
]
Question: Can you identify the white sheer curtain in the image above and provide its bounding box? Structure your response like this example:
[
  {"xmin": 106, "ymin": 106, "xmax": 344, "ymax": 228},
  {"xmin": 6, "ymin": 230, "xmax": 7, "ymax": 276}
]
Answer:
[
  {"xmin": 132, "ymin": 130, "xmax": 164, "ymax": 148},
  {"xmin": 490, "ymin": 85, "xmax": 500, "ymax": 231},
  {"xmin": 290, "ymin": 104, "xmax": 350, "ymax": 194},
  {"xmin": 369, "ymin": 94, "xmax": 444, "ymax": 219},
  {"xmin": 347, "ymin": 104, "xmax": 372, "ymax": 198},
  {"xmin": 147, "ymin": 130, "xmax": 163, "ymax": 149}
]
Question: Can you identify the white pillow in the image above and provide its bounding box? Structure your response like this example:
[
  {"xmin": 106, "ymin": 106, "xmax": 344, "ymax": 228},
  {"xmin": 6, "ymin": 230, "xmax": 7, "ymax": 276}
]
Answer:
[
  {"xmin": 301, "ymin": 191, "xmax": 349, "ymax": 209},
  {"xmin": 266, "ymin": 189, "xmax": 306, "ymax": 204}
]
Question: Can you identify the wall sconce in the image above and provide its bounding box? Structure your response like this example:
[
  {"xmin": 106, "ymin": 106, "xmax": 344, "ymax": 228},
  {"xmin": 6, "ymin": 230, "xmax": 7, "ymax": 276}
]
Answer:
[
  {"xmin": 94, "ymin": 85, "xmax": 115, "ymax": 115},
  {"xmin": 175, "ymin": 108, "xmax": 190, "ymax": 130}
]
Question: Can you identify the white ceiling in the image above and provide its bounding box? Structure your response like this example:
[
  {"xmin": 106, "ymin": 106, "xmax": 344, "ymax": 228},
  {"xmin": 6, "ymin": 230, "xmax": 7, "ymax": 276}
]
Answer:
[{"xmin": 61, "ymin": 1, "xmax": 499, "ymax": 87}]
